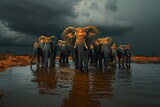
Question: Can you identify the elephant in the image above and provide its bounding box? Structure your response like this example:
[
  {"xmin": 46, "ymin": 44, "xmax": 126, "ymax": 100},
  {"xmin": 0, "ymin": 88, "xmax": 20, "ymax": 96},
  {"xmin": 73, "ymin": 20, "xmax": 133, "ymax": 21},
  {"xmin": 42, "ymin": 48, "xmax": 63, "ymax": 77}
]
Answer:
[
  {"xmin": 43, "ymin": 36, "xmax": 58, "ymax": 68},
  {"xmin": 58, "ymin": 40, "xmax": 68, "ymax": 63},
  {"xmin": 117, "ymin": 44, "xmax": 131, "ymax": 68},
  {"xmin": 110, "ymin": 43, "xmax": 117, "ymax": 66},
  {"xmin": 92, "ymin": 39, "xmax": 103, "ymax": 68},
  {"xmin": 88, "ymin": 44, "xmax": 95, "ymax": 65},
  {"xmin": 31, "ymin": 42, "xmax": 40, "ymax": 65},
  {"xmin": 31, "ymin": 35, "xmax": 46, "ymax": 66},
  {"xmin": 92, "ymin": 37, "xmax": 117, "ymax": 69},
  {"xmin": 62, "ymin": 26, "xmax": 100, "ymax": 71},
  {"xmin": 97, "ymin": 37, "xmax": 113, "ymax": 68}
]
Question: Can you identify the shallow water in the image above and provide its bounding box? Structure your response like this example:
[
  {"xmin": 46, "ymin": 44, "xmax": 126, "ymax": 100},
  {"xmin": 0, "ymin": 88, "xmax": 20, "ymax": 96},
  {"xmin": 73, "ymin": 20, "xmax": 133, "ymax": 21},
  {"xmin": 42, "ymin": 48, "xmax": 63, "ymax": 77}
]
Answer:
[{"xmin": 0, "ymin": 62, "xmax": 160, "ymax": 107}]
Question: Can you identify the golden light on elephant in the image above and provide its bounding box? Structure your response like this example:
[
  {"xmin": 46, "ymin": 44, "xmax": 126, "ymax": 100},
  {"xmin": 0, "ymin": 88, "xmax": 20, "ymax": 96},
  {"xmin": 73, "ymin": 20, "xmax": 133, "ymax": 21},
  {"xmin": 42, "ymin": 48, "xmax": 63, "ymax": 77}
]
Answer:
[
  {"xmin": 62, "ymin": 26, "xmax": 100, "ymax": 48},
  {"xmin": 44, "ymin": 37, "xmax": 51, "ymax": 43},
  {"xmin": 38, "ymin": 35, "xmax": 46, "ymax": 43},
  {"xmin": 34, "ymin": 42, "xmax": 39, "ymax": 48},
  {"xmin": 62, "ymin": 26, "xmax": 100, "ymax": 71}
]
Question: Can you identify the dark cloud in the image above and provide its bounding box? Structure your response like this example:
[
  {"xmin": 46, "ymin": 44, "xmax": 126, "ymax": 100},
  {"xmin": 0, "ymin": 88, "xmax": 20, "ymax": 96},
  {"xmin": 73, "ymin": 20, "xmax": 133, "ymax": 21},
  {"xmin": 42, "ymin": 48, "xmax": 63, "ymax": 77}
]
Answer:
[
  {"xmin": 82, "ymin": 12, "xmax": 90, "ymax": 17},
  {"xmin": 89, "ymin": 2, "xmax": 99, "ymax": 10},
  {"xmin": 104, "ymin": 0, "xmax": 118, "ymax": 12},
  {"xmin": 0, "ymin": 0, "xmax": 81, "ymax": 37},
  {"xmin": 98, "ymin": 24, "xmax": 134, "ymax": 36}
]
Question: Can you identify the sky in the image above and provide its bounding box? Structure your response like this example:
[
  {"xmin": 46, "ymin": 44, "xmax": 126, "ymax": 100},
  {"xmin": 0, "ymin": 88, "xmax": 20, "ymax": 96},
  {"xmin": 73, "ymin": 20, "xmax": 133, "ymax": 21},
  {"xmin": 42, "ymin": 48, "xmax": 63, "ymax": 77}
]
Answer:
[{"xmin": 0, "ymin": 0, "xmax": 160, "ymax": 55}]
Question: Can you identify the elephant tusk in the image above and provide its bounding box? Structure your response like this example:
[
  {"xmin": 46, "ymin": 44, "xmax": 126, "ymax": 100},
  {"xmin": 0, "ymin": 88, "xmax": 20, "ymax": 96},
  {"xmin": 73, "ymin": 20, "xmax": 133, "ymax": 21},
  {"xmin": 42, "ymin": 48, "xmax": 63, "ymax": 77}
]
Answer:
[
  {"xmin": 74, "ymin": 44, "xmax": 77, "ymax": 48},
  {"xmin": 84, "ymin": 41, "xmax": 88, "ymax": 49}
]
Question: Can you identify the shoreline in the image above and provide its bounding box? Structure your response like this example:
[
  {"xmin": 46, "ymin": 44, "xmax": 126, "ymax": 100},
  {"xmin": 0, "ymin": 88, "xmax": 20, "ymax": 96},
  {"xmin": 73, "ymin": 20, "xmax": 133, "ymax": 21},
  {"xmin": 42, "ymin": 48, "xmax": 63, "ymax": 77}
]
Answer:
[{"xmin": 0, "ymin": 55, "xmax": 160, "ymax": 72}]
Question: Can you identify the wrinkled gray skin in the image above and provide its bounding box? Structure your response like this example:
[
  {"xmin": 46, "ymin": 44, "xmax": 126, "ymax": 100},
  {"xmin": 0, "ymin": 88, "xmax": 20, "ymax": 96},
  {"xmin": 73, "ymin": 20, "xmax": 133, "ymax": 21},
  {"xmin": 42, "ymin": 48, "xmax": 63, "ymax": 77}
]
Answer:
[
  {"xmin": 43, "ymin": 36, "xmax": 58, "ymax": 68},
  {"xmin": 117, "ymin": 45, "xmax": 131, "ymax": 68},
  {"xmin": 58, "ymin": 40, "xmax": 68, "ymax": 63},
  {"xmin": 110, "ymin": 47, "xmax": 117, "ymax": 66},
  {"xmin": 93, "ymin": 37, "xmax": 113, "ymax": 69},
  {"xmin": 62, "ymin": 26, "xmax": 100, "ymax": 72},
  {"xmin": 92, "ymin": 43, "xmax": 103, "ymax": 68},
  {"xmin": 38, "ymin": 41, "xmax": 45, "ymax": 65},
  {"xmin": 31, "ymin": 36, "xmax": 45, "ymax": 66},
  {"xmin": 30, "ymin": 43, "xmax": 39, "ymax": 64}
]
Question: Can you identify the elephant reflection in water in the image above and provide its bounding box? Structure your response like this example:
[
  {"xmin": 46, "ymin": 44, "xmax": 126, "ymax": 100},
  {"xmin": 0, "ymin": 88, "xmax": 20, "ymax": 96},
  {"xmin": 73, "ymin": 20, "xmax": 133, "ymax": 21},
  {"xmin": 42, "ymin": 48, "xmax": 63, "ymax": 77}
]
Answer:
[
  {"xmin": 117, "ymin": 44, "xmax": 131, "ymax": 68},
  {"xmin": 62, "ymin": 69, "xmax": 115, "ymax": 107},
  {"xmin": 62, "ymin": 26, "xmax": 100, "ymax": 72},
  {"xmin": 30, "ymin": 66, "xmax": 57, "ymax": 95},
  {"xmin": 31, "ymin": 66, "xmax": 75, "ymax": 97}
]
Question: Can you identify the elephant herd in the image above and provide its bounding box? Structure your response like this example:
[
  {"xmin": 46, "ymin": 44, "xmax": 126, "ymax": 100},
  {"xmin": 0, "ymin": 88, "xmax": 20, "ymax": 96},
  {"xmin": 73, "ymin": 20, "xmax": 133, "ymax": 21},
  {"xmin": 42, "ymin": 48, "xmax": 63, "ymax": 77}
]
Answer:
[{"xmin": 31, "ymin": 26, "xmax": 131, "ymax": 71}]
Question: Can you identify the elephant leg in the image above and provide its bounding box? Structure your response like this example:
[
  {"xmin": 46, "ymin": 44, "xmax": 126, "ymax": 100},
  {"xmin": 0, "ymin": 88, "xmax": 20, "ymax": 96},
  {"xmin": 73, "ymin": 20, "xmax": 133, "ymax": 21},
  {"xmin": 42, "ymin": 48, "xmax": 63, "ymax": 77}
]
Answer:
[
  {"xmin": 126, "ymin": 56, "xmax": 128, "ymax": 67},
  {"xmin": 113, "ymin": 52, "xmax": 117, "ymax": 66},
  {"xmin": 44, "ymin": 50, "xmax": 50, "ymax": 68},
  {"xmin": 122, "ymin": 54, "xmax": 125, "ymax": 68},
  {"xmin": 95, "ymin": 56, "xmax": 98, "ymax": 67},
  {"xmin": 77, "ymin": 45, "xmax": 84, "ymax": 71},
  {"xmin": 98, "ymin": 53, "xmax": 103, "ymax": 68},
  {"xmin": 103, "ymin": 53, "xmax": 109, "ymax": 69},
  {"xmin": 31, "ymin": 49, "xmax": 38, "ymax": 64},
  {"xmin": 84, "ymin": 49, "xmax": 89, "ymax": 71},
  {"xmin": 50, "ymin": 50, "xmax": 56, "ymax": 67},
  {"xmin": 59, "ymin": 53, "xmax": 62, "ymax": 63},
  {"xmin": 72, "ymin": 50, "xmax": 75, "ymax": 62},
  {"xmin": 37, "ymin": 50, "xmax": 40, "ymax": 65},
  {"xmin": 66, "ymin": 51, "xmax": 69, "ymax": 63},
  {"xmin": 99, "ymin": 58, "xmax": 102, "ymax": 68},
  {"xmin": 128, "ymin": 56, "xmax": 131, "ymax": 67},
  {"xmin": 78, "ymin": 53, "xmax": 84, "ymax": 71},
  {"xmin": 62, "ymin": 54, "xmax": 65, "ymax": 63},
  {"xmin": 126, "ymin": 55, "xmax": 131, "ymax": 68},
  {"xmin": 74, "ymin": 49, "xmax": 78, "ymax": 69}
]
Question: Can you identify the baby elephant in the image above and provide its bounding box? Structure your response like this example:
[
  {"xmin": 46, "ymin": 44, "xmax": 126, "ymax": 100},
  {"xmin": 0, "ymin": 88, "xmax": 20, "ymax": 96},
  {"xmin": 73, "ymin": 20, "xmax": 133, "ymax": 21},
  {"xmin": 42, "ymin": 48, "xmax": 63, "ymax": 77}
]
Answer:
[{"xmin": 117, "ymin": 44, "xmax": 131, "ymax": 68}]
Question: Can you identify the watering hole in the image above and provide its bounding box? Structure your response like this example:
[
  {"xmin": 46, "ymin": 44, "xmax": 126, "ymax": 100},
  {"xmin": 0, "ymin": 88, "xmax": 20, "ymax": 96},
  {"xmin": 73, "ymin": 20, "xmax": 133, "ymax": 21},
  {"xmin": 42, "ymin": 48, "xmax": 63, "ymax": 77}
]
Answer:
[{"xmin": 0, "ymin": 62, "xmax": 160, "ymax": 107}]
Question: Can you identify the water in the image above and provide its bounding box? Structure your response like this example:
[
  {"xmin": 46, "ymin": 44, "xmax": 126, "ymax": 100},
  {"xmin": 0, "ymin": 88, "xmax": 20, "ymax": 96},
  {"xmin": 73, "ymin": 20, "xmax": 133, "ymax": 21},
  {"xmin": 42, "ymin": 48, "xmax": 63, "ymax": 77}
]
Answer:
[{"xmin": 0, "ymin": 63, "xmax": 160, "ymax": 107}]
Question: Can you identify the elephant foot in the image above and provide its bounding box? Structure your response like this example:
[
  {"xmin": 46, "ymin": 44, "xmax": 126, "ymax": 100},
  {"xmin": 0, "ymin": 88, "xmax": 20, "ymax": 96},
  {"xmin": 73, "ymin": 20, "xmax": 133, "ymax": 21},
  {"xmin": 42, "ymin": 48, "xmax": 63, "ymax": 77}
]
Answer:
[
  {"xmin": 79, "ymin": 68, "xmax": 84, "ymax": 72},
  {"xmin": 84, "ymin": 68, "xmax": 89, "ymax": 72},
  {"xmin": 50, "ymin": 65, "xmax": 55, "ymax": 67}
]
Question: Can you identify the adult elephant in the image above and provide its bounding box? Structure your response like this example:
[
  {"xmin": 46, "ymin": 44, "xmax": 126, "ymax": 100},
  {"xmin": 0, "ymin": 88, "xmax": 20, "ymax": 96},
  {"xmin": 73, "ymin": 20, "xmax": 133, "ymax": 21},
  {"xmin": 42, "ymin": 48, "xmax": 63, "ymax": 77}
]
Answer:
[
  {"xmin": 92, "ymin": 39, "xmax": 103, "ymax": 68},
  {"xmin": 43, "ymin": 36, "xmax": 58, "ymax": 68},
  {"xmin": 62, "ymin": 26, "xmax": 100, "ymax": 71},
  {"xmin": 31, "ymin": 35, "xmax": 46, "ymax": 66},
  {"xmin": 38, "ymin": 35, "xmax": 46, "ymax": 65},
  {"xmin": 58, "ymin": 40, "xmax": 68, "ymax": 63},
  {"xmin": 117, "ymin": 44, "xmax": 131, "ymax": 68},
  {"xmin": 93, "ymin": 37, "xmax": 113, "ymax": 69},
  {"xmin": 110, "ymin": 43, "xmax": 117, "ymax": 66}
]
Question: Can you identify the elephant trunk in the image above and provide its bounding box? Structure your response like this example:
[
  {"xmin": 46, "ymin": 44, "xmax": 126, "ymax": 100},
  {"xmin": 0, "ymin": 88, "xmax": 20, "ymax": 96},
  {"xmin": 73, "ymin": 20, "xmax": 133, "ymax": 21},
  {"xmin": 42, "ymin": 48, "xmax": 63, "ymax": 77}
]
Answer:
[
  {"xmin": 77, "ymin": 44, "xmax": 84, "ymax": 71},
  {"xmin": 101, "ymin": 44, "xmax": 109, "ymax": 68},
  {"xmin": 43, "ymin": 42, "xmax": 51, "ymax": 68}
]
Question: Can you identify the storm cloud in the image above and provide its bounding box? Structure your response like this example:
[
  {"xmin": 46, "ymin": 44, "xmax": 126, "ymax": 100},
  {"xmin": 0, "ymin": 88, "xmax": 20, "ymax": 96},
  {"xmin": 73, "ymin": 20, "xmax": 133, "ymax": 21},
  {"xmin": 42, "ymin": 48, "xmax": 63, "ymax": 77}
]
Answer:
[
  {"xmin": 104, "ymin": 0, "xmax": 118, "ymax": 12},
  {"xmin": 0, "ymin": 0, "xmax": 160, "ymax": 55},
  {"xmin": 0, "ymin": 0, "xmax": 134, "ymax": 46}
]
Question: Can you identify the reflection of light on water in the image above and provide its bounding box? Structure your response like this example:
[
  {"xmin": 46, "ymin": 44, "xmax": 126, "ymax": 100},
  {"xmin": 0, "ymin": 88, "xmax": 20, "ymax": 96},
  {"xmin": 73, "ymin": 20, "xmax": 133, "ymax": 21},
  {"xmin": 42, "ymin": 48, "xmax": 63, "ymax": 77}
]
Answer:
[
  {"xmin": 54, "ymin": 67, "xmax": 75, "ymax": 99},
  {"xmin": 56, "ymin": 67, "xmax": 75, "ymax": 87}
]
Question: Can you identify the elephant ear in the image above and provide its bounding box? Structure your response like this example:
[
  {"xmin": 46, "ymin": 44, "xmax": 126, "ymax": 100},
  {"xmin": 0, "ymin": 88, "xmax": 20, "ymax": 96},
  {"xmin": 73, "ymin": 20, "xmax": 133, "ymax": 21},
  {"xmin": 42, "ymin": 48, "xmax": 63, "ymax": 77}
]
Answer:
[
  {"xmin": 61, "ymin": 27, "xmax": 75, "ymax": 45},
  {"xmin": 38, "ymin": 35, "xmax": 46, "ymax": 43},
  {"xmin": 84, "ymin": 26, "xmax": 100, "ymax": 45},
  {"xmin": 105, "ymin": 37, "xmax": 113, "ymax": 48},
  {"xmin": 44, "ymin": 37, "xmax": 51, "ymax": 43},
  {"xmin": 49, "ymin": 36, "xmax": 57, "ymax": 43}
]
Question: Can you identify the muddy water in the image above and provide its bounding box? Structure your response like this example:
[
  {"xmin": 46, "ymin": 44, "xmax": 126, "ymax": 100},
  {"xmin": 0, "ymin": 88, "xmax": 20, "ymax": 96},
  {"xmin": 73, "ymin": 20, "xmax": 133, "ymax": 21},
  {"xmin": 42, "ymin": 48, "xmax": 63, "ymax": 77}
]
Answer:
[{"xmin": 0, "ymin": 63, "xmax": 160, "ymax": 107}]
